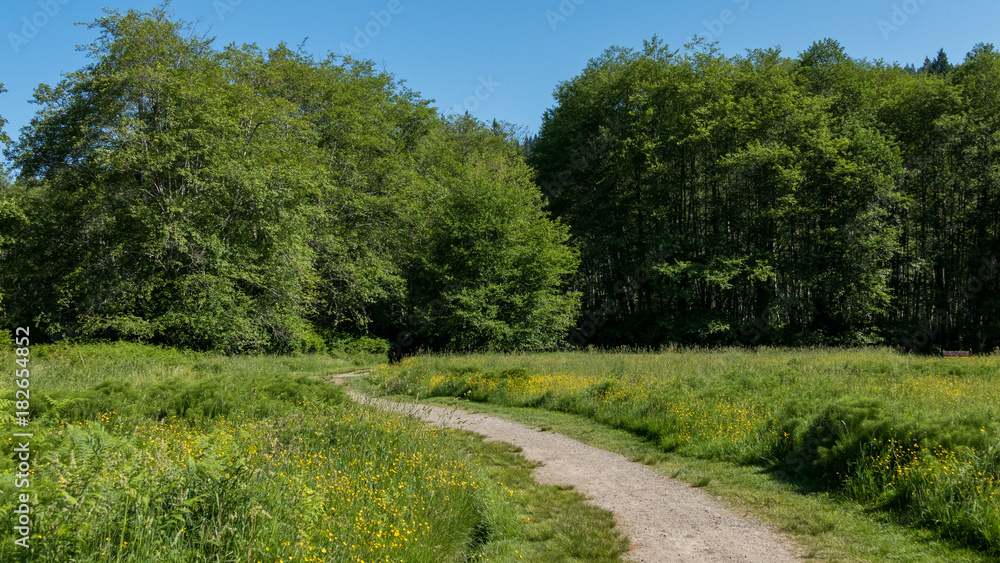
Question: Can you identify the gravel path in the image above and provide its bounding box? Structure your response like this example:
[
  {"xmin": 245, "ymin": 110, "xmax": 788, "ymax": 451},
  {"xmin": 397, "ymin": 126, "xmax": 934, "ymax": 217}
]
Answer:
[{"xmin": 333, "ymin": 373, "xmax": 803, "ymax": 562}]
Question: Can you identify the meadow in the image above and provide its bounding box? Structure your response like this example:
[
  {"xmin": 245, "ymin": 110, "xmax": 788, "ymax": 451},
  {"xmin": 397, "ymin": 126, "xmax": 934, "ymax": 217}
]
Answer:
[
  {"xmin": 369, "ymin": 348, "xmax": 1000, "ymax": 556},
  {"xmin": 0, "ymin": 343, "xmax": 627, "ymax": 562}
]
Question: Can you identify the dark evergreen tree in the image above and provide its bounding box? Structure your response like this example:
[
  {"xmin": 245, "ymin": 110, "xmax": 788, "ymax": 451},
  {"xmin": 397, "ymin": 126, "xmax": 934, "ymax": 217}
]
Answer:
[{"xmin": 920, "ymin": 48, "xmax": 953, "ymax": 75}]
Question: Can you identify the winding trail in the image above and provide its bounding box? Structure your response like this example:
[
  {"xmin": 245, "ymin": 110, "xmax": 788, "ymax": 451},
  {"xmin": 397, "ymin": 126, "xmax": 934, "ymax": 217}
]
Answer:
[{"xmin": 332, "ymin": 372, "xmax": 803, "ymax": 563}]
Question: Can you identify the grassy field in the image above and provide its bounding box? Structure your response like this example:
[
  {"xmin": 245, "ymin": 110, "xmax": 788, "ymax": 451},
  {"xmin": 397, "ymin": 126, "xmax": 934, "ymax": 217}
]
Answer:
[
  {"xmin": 367, "ymin": 347, "xmax": 1000, "ymax": 560},
  {"xmin": 0, "ymin": 343, "xmax": 628, "ymax": 562}
]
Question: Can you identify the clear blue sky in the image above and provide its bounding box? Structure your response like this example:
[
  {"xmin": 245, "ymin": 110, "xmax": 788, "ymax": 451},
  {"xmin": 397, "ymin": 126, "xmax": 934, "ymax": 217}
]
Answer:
[{"xmin": 2, "ymin": 0, "xmax": 999, "ymax": 144}]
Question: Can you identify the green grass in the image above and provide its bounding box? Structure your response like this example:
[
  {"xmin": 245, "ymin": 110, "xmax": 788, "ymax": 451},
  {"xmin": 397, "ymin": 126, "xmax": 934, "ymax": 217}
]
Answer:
[
  {"xmin": 0, "ymin": 343, "xmax": 628, "ymax": 562},
  {"xmin": 447, "ymin": 433, "xmax": 628, "ymax": 562},
  {"xmin": 364, "ymin": 347, "xmax": 1000, "ymax": 561}
]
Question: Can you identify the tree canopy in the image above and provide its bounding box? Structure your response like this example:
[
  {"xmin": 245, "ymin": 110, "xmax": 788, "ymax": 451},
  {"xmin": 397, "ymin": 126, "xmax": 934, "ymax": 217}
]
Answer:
[
  {"xmin": 529, "ymin": 38, "xmax": 999, "ymax": 352},
  {"xmin": 3, "ymin": 10, "xmax": 997, "ymax": 354},
  {"xmin": 0, "ymin": 5, "xmax": 579, "ymax": 353}
]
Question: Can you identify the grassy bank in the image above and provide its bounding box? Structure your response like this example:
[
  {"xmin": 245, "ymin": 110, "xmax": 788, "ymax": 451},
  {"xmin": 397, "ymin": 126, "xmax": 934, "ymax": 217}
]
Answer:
[
  {"xmin": 368, "ymin": 348, "xmax": 1000, "ymax": 558},
  {"xmin": 0, "ymin": 343, "xmax": 627, "ymax": 562}
]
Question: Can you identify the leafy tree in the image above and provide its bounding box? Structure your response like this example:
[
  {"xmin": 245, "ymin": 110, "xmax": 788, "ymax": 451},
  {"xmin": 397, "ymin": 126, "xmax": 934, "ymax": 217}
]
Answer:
[
  {"xmin": 0, "ymin": 88, "xmax": 21, "ymax": 319},
  {"xmin": 5, "ymin": 6, "xmax": 320, "ymax": 351},
  {"xmin": 532, "ymin": 38, "xmax": 905, "ymax": 347},
  {"xmin": 1, "ymin": 7, "xmax": 582, "ymax": 354},
  {"xmin": 407, "ymin": 115, "xmax": 580, "ymax": 350},
  {"xmin": 933, "ymin": 43, "xmax": 1000, "ymax": 349},
  {"xmin": 0, "ymin": 83, "xmax": 10, "ymax": 152},
  {"xmin": 250, "ymin": 44, "xmax": 433, "ymax": 337}
]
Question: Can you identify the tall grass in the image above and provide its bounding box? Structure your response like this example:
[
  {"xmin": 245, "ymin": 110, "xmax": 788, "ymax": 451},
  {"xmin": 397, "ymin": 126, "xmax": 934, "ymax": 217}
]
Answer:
[
  {"xmin": 0, "ymin": 343, "xmax": 526, "ymax": 562},
  {"xmin": 371, "ymin": 347, "xmax": 1000, "ymax": 553}
]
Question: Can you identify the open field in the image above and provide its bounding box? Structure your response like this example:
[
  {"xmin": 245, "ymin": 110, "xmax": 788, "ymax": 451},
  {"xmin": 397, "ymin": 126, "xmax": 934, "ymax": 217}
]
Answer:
[
  {"xmin": 0, "ymin": 343, "xmax": 627, "ymax": 562},
  {"xmin": 368, "ymin": 348, "xmax": 1000, "ymax": 559}
]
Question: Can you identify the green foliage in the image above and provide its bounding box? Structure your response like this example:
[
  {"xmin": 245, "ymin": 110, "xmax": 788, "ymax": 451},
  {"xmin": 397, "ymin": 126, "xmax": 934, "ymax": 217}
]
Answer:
[
  {"xmin": 29, "ymin": 368, "xmax": 349, "ymax": 425},
  {"xmin": 919, "ymin": 48, "xmax": 954, "ymax": 75},
  {"xmin": 1, "ymin": 7, "xmax": 579, "ymax": 354},
  {"xmin": 373, "ymin": 348, "xmax": 1000, "ymax": 554},
  {"xmin": 530, "ymin": 37, "xmax": 1000, "ymax": 351},
  {"xmin": 5, "ymin": 5, "xmax": 996, "ymax": 354},
  {"xmin": 318, "ymin": 330, "xmax": 389, "ymax": 355},
  {"xmin": 408, "ymin": 116, "xmax": 580, "ymax": 351},
  {"xmin": 0, "ymin": 343, "xmax": 572, "ymax": 562},
  {"xmin": 3, "ymin": 7, "xmax": 320, "ymax": 352},
  {"xmin": 0, "ymin": 82, "xmax": 9, "ymax": 174}
]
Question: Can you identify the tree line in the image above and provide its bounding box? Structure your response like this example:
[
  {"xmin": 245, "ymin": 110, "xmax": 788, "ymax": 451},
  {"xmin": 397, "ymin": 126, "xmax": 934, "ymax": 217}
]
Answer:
[
  {"xmin": 529, "ymin": 38, "xmax": 999, "ymax": 352},
  {"xmin": 0, "ymin": 6, "xmax": 578, "ymax": 353},
  {"xmin": 1, "ymin": 7, "xmax": 997, "ymax": 354}
]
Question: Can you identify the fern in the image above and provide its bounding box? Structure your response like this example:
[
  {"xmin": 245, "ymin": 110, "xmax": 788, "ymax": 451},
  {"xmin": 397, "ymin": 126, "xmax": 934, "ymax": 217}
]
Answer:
[{"xmin": 0, "ymin": 398, "xmax": 15, "ymax": 427}]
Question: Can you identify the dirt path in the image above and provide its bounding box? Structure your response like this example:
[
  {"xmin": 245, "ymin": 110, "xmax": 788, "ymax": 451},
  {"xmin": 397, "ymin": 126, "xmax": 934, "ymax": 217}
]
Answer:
[{"xmin": 333, "ymin": 372, "xmax": 803, "ymax": 562}]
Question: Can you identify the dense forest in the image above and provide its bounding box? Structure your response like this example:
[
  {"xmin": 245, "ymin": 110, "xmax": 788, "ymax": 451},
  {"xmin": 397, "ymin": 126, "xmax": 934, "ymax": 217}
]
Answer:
[
  {"xmin": 0, "ymin": 7, "xmax": 579, "ymax": 354},
  {"xmin": 529, "ymin": 38, "xmax": 999, "ymax": 352},
  {"xmin": 0, "ymin": 7, "xmax": 997, "ymax": 353}
]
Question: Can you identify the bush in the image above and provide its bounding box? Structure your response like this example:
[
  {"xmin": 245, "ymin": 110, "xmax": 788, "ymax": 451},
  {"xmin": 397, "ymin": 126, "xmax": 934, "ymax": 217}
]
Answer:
[{"xmin": 318, "ymin": 330, "xmax": 389, "ymax": 355}]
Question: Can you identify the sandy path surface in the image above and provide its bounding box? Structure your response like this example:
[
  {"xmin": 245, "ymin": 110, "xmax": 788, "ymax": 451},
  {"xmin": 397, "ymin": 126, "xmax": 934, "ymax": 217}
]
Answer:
[{"xmin": 333, "ymin": 373, "xmax": 803, "ymax": 562}]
